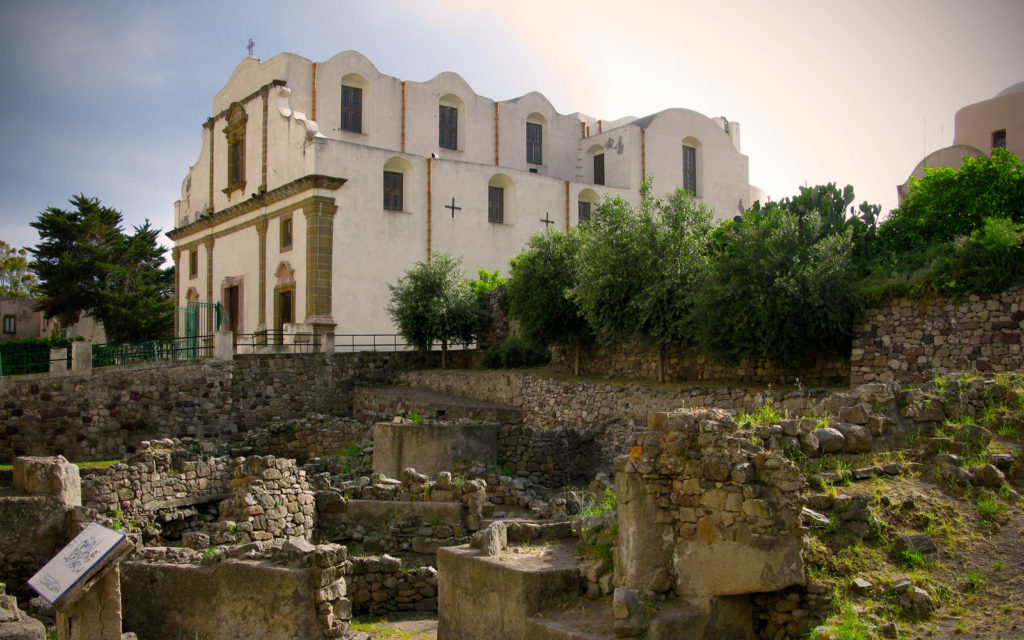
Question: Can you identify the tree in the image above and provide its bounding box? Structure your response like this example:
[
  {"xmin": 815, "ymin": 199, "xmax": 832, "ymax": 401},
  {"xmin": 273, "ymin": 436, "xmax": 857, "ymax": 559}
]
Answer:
[
  {"xmin": 386, "ymin": 253, "xmax": 481, "ymax": 368},
  {"xmin": 505, "ymin": 229, "xmax": 590, "ymax": 373},
  {"xmin": 571, "ymin": 184, "xmax": 712, "ymax": 378},
  {"xmin": 691, "ymin": 204, "xmax": 859, "ymax": 363},
  {"xmin": 879, "ymin": 148, "xmax": 1024, "ymax": 253},
  {"xmin": 30, "ymin": 195, "xmax": 174, "ymax": 343},
  {"xmin": 0, "ymin": 240, "xmax": 38, "ymax": 297}
]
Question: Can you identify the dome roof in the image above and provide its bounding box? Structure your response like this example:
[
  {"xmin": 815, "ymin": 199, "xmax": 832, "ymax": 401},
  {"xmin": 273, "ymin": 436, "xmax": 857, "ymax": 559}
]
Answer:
[{"xmin": 995, "ymin": 81, "xmax": 1024, "ymax": 98}]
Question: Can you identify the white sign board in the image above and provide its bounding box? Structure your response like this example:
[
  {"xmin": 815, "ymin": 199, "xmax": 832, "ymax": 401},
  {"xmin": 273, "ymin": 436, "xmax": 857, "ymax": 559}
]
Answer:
[{"xmin": 28, "ymin": 522, "xmax": 128, "ymax": 605}]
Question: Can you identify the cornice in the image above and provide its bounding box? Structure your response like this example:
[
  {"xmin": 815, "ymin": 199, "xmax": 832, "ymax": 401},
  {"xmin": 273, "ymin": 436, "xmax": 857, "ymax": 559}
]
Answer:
[{"xmin": 168, "ymin": 174, "xmax": 346, "ymax": 241}]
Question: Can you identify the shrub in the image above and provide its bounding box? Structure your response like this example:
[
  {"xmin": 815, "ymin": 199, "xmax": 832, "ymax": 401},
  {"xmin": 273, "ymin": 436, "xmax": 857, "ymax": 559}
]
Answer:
[{"xmin": 480, "ymin": 335, "xmax": 549, "ymax": 369}]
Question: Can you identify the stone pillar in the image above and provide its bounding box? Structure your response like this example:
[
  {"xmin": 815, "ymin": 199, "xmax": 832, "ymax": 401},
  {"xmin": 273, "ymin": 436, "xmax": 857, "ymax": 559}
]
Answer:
[
  {"xmin": 71, "ymin": 342, "xmax": 92, "ymax": 374},
  {"xmin": 322, "ymin": 332, "xmax": 335, "ymax": 355},
  {"xmin": 50, "ymin": 348, "xmax": 68, "ymax": 374},
  {"xmin": 172, "ymin": 246, "xmax": 181, "ymax": 338},
  {"xmin": 301, "ymin": 196, "xmax": 337, "ymax": 337},
  {"xmin": 56, "ymin": 565, "xmax": 123, "ymax": 640},
  {"xmin": 204, "ymin": 236, "xmax": 216, "ymax": 331},
  {"xmin": 213, "ymin": 331, "xmax": 234, "ymax": 361}
]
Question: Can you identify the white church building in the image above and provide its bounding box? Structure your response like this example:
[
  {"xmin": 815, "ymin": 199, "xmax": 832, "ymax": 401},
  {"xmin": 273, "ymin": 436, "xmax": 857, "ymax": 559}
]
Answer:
[{"xmin": 168, "ymin": 50, "xmax": 761, "ymax": 338}]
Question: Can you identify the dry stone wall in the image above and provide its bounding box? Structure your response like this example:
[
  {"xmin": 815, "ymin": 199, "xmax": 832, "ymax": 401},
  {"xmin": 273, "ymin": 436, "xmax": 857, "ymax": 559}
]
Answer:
[
  {"xmin": 851, "ymin": 287, "xmax": 1024, "ymax": 384},
  {"xmin": 0, "ymin": 351, "xmax": 425, "ymax": 463},
  {"xmin": 219, "ymin": 455, "xmax": 316, "ymax": 542},
  {"xmin": 551, "ymin": 339, "xmax": 849, "ymax": 386},
  {"xmin": 347, "ymin": 555, "xmax": 439, "ymax": 615}
]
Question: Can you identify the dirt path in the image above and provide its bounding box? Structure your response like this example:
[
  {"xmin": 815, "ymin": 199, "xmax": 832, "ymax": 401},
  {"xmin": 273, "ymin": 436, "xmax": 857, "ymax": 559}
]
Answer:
[{"xmin": 349, "ymin": 613, "xmax": 438, "ymax": 640}]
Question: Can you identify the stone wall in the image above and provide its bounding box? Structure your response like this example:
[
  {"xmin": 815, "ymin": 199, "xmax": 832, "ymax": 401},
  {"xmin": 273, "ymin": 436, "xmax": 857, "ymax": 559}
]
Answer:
[
  {"xmin": 0, "ymin": 350, "xmax": 455, "ymax": 463},
  {"xmin": 551, "ymin": 339, "xmax": 849, "ymax": 386},
  {"xmin": 372, "ymin": 421, "xmax": 499, "ymax": 478},
  {"xmin": 616, "ymin": 408, "xmax": 804, "ymax": 598},
  {"xmin": 851, "ymin": 287, "xmax": 1024, "ymax": 384},
  {"xmin": 476, "ymin": 287, "xmax": 511, "ymax": 353},
  {"xmin": 317, "ymin": 499, "xmax": 470, "ymax": 557},
  {"xmin": 219, "ymin": 456, "xmax": 316, "ymax": 542},
  {"xmin": 122, "ymin": 542, "xmax": 351, "ymax": 640},
  {"xmin": 347, "ymin": 555, "xmax": 439, "ymax": 615},
  {"xmin": 0, "ymin": 457, "xmax": 79, "ymax": 602},
  {"xmin": 80, "ymin": 450, "xmax": 234, "ymax": 518},
  {"xmin": 400, "ymin": 371, "xmax": 827, "ymax": 430}
]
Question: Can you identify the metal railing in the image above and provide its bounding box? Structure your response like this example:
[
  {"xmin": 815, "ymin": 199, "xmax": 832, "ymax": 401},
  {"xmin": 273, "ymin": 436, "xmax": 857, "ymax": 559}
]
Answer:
[
  {"xmin": 92, "ymin": 336, "xmax": 212, "ymax": 368},
  {"xmin": 0, "ymin": 347, "xmax": 51, "ymax": 376},
  {"xmin": 235, "ymin": 330, "xmax": 322, "ymax": 354},
  {"xmin": 332, "ymin": 334, "xmax": 475, "ymax": 353}
]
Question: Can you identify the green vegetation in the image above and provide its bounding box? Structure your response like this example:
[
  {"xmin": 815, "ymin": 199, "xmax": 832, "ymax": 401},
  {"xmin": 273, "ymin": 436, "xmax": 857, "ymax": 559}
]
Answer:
[
  {"xmin": 0, "ymin": 239, "xmax": 38, "ymax": 297},
  {"xmin": 578, "ymin": 487, "xmax": 617, "ymax": 517},
  {"xmin": 501, "ymin": 152, "xmax": 1024, "ymax": 364},
  {"xmin": 480, "ymin": 334, "xmax": 548, "ymax": 369},
  {"xmin": 386, "ymin": 252, "xmax": 482, "ymax": 368},
  {"xmin": 407, "ymin": 412, "xmax": 424, "ymax": 425},
  {"xmin": 30, "ymin": 194, "xmax": 174, "ymax": 342}
]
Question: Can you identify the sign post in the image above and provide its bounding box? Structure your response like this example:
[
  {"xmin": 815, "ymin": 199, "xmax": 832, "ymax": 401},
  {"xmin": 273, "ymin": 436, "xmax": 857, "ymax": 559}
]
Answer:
[{"xmin": 28, "ymin": 522, "xmax": 134, "ymax": 640}]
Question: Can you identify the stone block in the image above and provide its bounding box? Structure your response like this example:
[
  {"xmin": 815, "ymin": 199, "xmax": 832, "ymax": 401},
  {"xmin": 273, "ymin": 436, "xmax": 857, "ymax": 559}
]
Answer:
[{"xmin": 13, "ymin": 456, "xmax": 81, "ymax": 506}]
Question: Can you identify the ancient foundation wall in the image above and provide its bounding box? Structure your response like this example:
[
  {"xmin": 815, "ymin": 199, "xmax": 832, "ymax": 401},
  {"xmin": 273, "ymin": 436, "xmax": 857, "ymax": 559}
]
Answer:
[
  {"xmin": 372, "ymin": 422, "xmax": 499, "ymax": 478},
  {"xmin": 122, "ymin": 543, "xmax": 350, "ymax": 640},
  {"xmin": 317, "ymin": 500, "xmax": 469, "ymax": 557},
  {"xmin": 0, "ymin": 351, "xmax": 446, "ymax": 463},
  {"xmin": 551, "ymin": 340, "xmax": 849, "ymax": 386},
  {"xmin": 347, "ymin": 555, "xmax": 439, "ymax": 615},
  {"xmin": 616, "ymin": 408, "xmax": 805, "ymax": 597},
  {"xmin": 851, "ymin": 287, "xmax": 1024, "ymax": 384}
]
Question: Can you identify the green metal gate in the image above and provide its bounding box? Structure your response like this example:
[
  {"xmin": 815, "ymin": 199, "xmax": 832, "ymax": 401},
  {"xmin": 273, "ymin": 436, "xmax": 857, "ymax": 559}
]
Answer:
[{"xmin": 176, "ymin": 302, "xmax": 224, "ymax": 359}]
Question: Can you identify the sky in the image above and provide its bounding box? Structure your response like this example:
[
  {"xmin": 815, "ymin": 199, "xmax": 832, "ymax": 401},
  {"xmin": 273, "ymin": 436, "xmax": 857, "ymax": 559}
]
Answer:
[{"xmin": 0, "ymin": 0, "xmax": 1021, "ymax": 257}]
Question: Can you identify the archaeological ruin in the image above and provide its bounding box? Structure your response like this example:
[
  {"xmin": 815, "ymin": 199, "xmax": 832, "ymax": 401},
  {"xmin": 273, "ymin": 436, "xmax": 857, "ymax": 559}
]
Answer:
[{"xmin": 1, "ymin": 287, "xmax": 1023, "ymax": 639}]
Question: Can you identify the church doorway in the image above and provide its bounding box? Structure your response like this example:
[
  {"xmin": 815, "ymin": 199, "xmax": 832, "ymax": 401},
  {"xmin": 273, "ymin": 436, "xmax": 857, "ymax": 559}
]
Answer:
[{"xmin": 274, "ymin": 288, "xmax": 293, "ymax": 343}]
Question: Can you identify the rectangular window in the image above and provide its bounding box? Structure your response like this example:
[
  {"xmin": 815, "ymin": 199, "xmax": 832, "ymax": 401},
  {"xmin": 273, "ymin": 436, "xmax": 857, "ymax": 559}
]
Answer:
[
  {"xmin": 488, "ymin": 186, "xmax": 504, "ymax": 224},
  {"xmin": 593, "ymin": 154, "xmax": 605, "ymax": 185},
  {"xmin": 439, "ymin": 105, "xmax": 458, "ymax": 150},
  {"xmin": 2, "ymin": 315, "xmax": 14, "ymax": 335},
  {"xmin": 682, "ymin": 145, "xmax": 697, "ymax": 194},
  {"xmin": 526, "ymin": 122, "xmax": 543, "ymax": 165},
  {"xmin": 227, "ymin": 138, "xmax": 244, "ymax": 188},
  {"xmin": 280, "ymin": 217, "xmax": 293, "ymax": 251},
  {"xmin": 578, "ymin": 201, "xmax": 591, "ymax": 224},
  {"xmin": 383, "ymin": 171, "xmax": 404, "ymax": 211},
  {"xmin": 188, "ymin": 249, "xmax": 198, "ymax": 279},
  {"xmin": 341, "ymin": 85, "xmax": 362, "ymax": 133},
  {"xmin": 993, "ymin": 129, "xmax": 1007, "ymax": 149}
]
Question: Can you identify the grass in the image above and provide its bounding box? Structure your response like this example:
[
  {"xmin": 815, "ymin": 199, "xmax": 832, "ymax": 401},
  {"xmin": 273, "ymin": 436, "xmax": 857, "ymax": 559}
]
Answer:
[{"xmin": 350, "ymin": 617, "xmax": 432, "ymax": 640}]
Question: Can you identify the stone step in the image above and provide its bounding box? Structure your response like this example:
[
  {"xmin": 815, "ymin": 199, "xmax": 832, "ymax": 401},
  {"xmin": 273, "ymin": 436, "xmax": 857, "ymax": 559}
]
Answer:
[{"xmin": 524, "ymin": 598, "xmax": 618, "ymax": 640}]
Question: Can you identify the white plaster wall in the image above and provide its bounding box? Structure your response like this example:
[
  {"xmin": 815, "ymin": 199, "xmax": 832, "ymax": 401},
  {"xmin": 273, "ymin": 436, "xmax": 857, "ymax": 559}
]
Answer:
[
  {"xmin": 643, "ymin": 109, "xmax": 751, "ymax": 220},
  {"xmin": 954, "ymin": 89, "xmax": 1024, "ymax": 158},
  {"xmin": 315, "ymin": 51, "xmax": 404, "ymax": 152}
]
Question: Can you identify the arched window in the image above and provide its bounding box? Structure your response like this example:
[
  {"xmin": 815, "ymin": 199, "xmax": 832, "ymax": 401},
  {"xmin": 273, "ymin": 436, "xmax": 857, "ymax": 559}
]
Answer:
[
  {"xmin": 383, "ymin": 157, "xmax": 413, "ymax": 212},
  {"xmin": 682, "ymin": 136, "xmax": 702, "ymax": 196},
  {"xmin": 341, "ymin": 73, "xmax": 368, "ymax": 134},
  {"xmin": 526, "ymin": 112, "xmax": 547, "ymax": 165},
  {"xmin": 185, "ymin": 287, "xmax": 200, "ymax": 303},
  {"xmin": 223, "ymin": 102, "xmax": 247, "ymax": 195},
  {"xmin": 439, "ymin": 94, "xmax": 464, "ymax": 150},
  {"xmin": 487, "ymin": 174, "xmax": 514, "ymax": 225}
]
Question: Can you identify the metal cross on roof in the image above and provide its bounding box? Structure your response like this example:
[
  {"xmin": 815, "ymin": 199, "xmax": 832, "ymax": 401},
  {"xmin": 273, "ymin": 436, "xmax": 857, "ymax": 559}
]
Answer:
[{"xmin": 445, "ymin": 198, "xmax": 461, "ymax": 218}]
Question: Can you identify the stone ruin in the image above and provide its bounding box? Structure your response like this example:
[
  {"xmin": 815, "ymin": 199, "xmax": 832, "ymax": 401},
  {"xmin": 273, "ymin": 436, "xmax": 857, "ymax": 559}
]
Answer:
[{"xmin": 2, "ymin": 373, "xmax": 1022, "ymax": 639}]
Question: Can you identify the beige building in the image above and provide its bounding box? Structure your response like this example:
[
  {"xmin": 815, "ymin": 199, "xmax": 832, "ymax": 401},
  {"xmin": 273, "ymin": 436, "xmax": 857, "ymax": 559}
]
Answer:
[
  {"xmin": 168, "ymin": 51, "xmax": 760, "ymax": 337},
  {"xmin": 898, "ymin": 81, "xmax": 1024, "ymax": 202}
]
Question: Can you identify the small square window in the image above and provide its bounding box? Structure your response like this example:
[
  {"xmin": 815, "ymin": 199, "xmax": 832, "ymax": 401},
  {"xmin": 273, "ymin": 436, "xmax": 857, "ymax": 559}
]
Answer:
[
  {"xmin": 2, "ymin": 315, "xmax": 15, "ymax": 335},
  {"xmin": 488, "ymin": 186, "xmax": 504, "ymax": 224},
  {"xmin": 993, "ymin": 129, "xmax": 1007, "ymax": 150},
  {"xmin": 383, "ymin": 171, "xmax": 404, "ymax": 211},
  {"xmin": 280, "ymin": 217, "xmax": 293, "ymax": 251},
  {"xmin": 342, "ymin": 85, "xmax": 362, "ymax": 133},
  {"xmin": 439, "ymin": 105, "xmax": 458, "ymax": 150},
  {"xmin": 188, "ymin": 249, "xmax": 198, "ymax": 279}
]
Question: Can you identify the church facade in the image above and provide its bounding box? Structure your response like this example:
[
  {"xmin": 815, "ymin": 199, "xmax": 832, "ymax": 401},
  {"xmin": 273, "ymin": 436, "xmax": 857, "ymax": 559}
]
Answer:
[{"xmin": 168, "ymin": 51, "xmax": 759, "ymax": 337}]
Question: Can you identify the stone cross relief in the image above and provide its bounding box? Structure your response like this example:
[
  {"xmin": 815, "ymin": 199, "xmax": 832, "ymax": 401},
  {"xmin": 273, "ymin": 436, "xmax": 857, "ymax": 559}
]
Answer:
[{"xmin": 445, "ymin": 197, "xmax": 462, "ymax": 218}]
